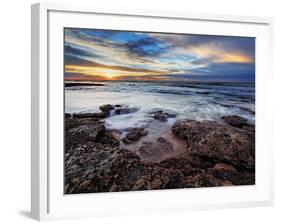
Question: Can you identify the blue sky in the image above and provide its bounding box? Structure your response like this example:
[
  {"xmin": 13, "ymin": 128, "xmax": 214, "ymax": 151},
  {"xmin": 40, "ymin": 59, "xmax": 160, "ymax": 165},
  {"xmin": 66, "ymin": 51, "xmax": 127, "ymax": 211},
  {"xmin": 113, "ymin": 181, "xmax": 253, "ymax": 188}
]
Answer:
[{"xmin": 64, "ymin": 28, "xmax": 255, "ymax": 82}]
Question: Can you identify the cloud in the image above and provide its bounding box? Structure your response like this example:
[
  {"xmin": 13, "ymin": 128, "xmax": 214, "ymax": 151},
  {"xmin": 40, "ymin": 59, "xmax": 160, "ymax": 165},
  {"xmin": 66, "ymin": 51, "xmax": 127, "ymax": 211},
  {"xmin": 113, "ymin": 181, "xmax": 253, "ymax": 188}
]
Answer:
[
  {"xmin": 65, "ymin": 55, "xmax": 164, "ymax": 74},
  {"xmin": 64, "ymin": 45, "xmax": 96, "ymax": 57},
  {"xmin": 125, "ymin": 36, "xmax": 169, "ymax": 57},
  {"xmin": 64, "ymin": 72, "xmax": 105, "ymax": 81},
  {"xmin": 148, "ymin": 33, "xmax": 255, "ymax": 64},
  {"xmin": 64, "ymin": 28, "xmax": 255, "ymax": 82},
  {"xmin": 186, "ymin": 42, "xmax": 254, "ymax": 63}
]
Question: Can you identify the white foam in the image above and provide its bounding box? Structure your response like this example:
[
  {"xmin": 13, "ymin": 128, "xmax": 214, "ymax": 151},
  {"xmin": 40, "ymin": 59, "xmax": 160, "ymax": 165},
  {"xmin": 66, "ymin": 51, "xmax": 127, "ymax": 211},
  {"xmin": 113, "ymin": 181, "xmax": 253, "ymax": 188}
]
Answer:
[{"xmin": 65, "ymin": 82, "xmax": 255, "ymax": 130}]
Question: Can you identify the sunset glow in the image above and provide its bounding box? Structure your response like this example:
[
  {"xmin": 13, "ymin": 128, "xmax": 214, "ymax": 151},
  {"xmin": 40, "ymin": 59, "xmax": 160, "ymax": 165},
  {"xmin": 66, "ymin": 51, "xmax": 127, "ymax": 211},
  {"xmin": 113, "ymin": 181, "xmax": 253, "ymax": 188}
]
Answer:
[{"xmin": 64, "ymin": 29, "xmax": 255, "ymax": 82}]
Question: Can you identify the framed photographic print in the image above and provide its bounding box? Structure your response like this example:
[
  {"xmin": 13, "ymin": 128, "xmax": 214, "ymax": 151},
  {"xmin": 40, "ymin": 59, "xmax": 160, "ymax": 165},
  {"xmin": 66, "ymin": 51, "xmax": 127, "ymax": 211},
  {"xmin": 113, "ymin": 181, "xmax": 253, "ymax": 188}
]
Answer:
[{"xmin": 31, "ymin": 2, "xmax": 274, "ymax": 221}]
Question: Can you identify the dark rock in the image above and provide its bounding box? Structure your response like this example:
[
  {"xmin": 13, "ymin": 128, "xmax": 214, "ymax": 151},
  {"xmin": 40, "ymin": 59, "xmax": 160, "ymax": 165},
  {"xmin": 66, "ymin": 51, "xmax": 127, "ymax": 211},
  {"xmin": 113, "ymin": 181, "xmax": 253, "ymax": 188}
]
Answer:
[
  {"xmin": 64, "ymin": 115, "xmax": 255, "ymax": 194},
  {"xmin": 122, "ymin": 128, "xmax": 148, "ymax": 144},
  {"xmin": 221, "ymin": 115, "xmax": 249, "ymax": 128},
  {"xmin": 73, "ymin": 112, "xmax": 108, "ymax": 119},
  {"xmin": 149, "ymin": 110, "xmax": 177, "ymax": 122},
  {"xmin": 97, "ymin": 130, "xmax": 121, "ymax": 146},
  {"xmin": 152, "ymin": 110, "xmax": 168, "ymax": 122},
  {"xmin": 65, "ymin": 113, "xmax": 72, "ymax": 118},
  {"xmin": 65, "ymin": 117, "xmax": 106, "ymax": 151},
  {"xmin": 69, "ymin": 121, "xmax": 105, "ymax": 141},
  {"xmin": 177, "ymin": 154, "xmax": 215, "ymax": 169},
  {"xmin": 185, "ymin": 172, "xmax": 231, "ymax": 187},
  {"xmin": 99, "ymin": 104, "xmax": 114, "ymax": 114},
  {"xmin": 115, "ymin": 105, "xmax": 139, "ymax": 115},
  {"xmin": 65, "ymin": 140, "xmax": 254, "ymax": 194},
  {"xmin": 159, "ymin": 157, "xmax": 193, "ymax": 171},
  {"xmin": 207, "ymin": 163, "xmax": 255, "ymax": 186},
  {"xmin": 138, "ymin": 137, "xmax": 173, "ymax": 161},
  {"xmin": 172, "ymin": 119, "xmax": 255, "ymax": 169}
]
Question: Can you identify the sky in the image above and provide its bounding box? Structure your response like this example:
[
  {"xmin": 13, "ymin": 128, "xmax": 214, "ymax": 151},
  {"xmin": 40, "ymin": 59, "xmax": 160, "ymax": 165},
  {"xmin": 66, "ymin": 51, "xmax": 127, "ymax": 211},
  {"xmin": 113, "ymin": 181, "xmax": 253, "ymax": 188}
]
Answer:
[{"xmin": 64, "ymin": 28, "xmax": 255, "ymax": 82}]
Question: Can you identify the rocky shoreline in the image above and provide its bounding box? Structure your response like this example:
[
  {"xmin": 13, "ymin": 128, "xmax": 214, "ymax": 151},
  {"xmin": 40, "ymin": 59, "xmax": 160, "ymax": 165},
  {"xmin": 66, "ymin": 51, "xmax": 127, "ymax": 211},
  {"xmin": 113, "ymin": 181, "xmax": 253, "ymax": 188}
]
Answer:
[{"xmin": 65, "ymin": 104, "xmax": 255, "ymax": 194}]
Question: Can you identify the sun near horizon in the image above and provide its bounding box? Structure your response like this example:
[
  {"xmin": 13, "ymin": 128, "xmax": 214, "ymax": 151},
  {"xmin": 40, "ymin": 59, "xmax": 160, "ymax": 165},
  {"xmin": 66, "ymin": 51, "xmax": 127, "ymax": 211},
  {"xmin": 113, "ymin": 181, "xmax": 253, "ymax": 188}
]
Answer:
[{"xmin": 64, "ymin": 28, "xmax": 255, "ymax": 82}]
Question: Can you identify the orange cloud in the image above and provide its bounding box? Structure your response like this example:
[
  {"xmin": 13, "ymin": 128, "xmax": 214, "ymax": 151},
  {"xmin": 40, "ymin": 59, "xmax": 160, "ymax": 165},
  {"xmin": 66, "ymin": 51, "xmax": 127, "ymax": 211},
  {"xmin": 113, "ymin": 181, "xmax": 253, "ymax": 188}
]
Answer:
[
  {"xmin": 65, "ymin": 64, "xmax": 164, "ymax": 80},
  {"xmin": 187, "ymin": 43, "xmax": 253, "ymax": 64}
]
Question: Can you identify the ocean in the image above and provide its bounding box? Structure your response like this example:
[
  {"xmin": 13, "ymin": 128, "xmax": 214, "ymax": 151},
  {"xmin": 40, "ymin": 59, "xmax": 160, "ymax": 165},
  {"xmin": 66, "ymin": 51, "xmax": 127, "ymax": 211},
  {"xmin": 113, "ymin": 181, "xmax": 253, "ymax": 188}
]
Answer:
[
  {"xmin": 65, "ymin": 81, "xmax": 254, "ymax": 124},
  {"xmin": 65, "ymin": 80, "xmax": 255, "ymax": 160}
]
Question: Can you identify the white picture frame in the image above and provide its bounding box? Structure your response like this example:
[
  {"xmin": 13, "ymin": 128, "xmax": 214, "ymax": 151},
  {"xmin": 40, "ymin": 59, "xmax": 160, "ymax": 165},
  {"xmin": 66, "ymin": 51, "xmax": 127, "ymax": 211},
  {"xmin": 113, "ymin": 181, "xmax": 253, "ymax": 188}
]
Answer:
[{"xmin": 31, "ymin": 2, "xmax": 274, "ymax": 221}]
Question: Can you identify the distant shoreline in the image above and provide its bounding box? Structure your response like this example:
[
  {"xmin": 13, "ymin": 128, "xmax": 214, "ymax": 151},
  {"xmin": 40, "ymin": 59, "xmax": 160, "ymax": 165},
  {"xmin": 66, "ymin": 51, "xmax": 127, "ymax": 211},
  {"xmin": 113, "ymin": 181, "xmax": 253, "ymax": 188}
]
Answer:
[
  {"xmin": 65, "ymin": 80, "xmax": 255, "ymax": 86},
  {"xmin": 65, "ymin": 82, "xmax": 105, "ymax": 87}
]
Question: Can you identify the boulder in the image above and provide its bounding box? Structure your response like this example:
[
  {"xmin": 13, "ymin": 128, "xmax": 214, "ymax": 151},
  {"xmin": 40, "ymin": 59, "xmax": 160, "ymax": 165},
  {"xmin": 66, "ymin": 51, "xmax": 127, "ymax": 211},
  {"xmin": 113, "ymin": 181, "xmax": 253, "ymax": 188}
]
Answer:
[
  {"xmin": 122, "ymin": 127, "xmax": 148, "ymax": 144},
  {"xmin": 149, "ymin": 110, "xmax": 177, "ymax": 122},
  {"xmin": 115, "ymin": 105, "xmax": 139, "ymax": 115},
  {"xmin": 72, "ymin": 112, "xmax": 108, "ymax": 119},
  {"xmin": 137, "ymin": 137, "xmax": 173, "ymax": 161},
  {"xmin": 65, "ymin": 113, "xmax": 72, "ymax": 118},
  {"xmin": 172, "ymin": 119, "xmax": 255, "ymax": 169},
  {"xmin": 69, "ymin": 121, "xmax": 105, "ymax": 141},
  {"xmin": 99, "ymin": 104, "xmax": 114, "ymax": 114},
  {"xmin": 207, "ymin": 163, "xmax": 254, "ymax": 186},
  {"xmin": 64, "ymin": 114, "xmax": 255, "ymax": 194}
]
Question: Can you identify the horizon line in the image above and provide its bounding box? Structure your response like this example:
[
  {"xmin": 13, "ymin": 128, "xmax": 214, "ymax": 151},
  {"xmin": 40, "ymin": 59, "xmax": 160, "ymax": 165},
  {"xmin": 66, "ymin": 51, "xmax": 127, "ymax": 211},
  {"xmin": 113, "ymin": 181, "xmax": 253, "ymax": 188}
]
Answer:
[{"xmin": 64, "ymin": 79, "xmax": 255, "ymax": 83}]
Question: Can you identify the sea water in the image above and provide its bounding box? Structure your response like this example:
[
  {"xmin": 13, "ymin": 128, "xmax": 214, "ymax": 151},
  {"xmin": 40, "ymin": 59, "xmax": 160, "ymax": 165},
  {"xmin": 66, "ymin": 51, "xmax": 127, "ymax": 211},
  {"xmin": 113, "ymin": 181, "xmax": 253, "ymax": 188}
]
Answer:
[
  {"xmin": 65, "ymin": 81, "xmax": 255, "ymax": 159},
  {"xmin": 65, "ymin": 81, "xmax": 255, "ymax": 129}
]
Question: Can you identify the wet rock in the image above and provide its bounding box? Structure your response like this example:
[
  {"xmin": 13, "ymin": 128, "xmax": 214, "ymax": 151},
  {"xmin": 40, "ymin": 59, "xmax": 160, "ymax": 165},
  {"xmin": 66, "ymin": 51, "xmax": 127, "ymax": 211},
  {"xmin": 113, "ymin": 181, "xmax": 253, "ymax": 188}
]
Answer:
[
  {"xmin": 97, "ymin": 130, "xmax": 121, "ymax": 146},
  {"xmin": 69, "ymin": 120, "xmax": 105, "ymax": 141},
  {"xmin": 207, "ymin": 163, "xmax": 255, "ymax": 186},
  {"xmin": 115, "ymin": 105, "xmax": 139, "ymax": 115},
  {"xmin": 64, "ymin": 117, "xmax": 107, "ymax": 151},
  {"xmin": 73, "ymin": 104, "xmax": 140, "ymax": 120},
  {"xmin": 185, "ymin": 173, "xmax": 228, "ymax": 187},
  {"xmin": 122, "ymin": 128, "xmax": 148, "ymax": 144},
  {"xmin": 159, "ymin": 156, "xmax": 194, "ymax": 172},
  {"xmin": 65, "ymin": 113, "xmax": 72, "ymax": 118},
  {"xmin": 221, "ymin": 115, "xmax": 249, "ymax": 128},
  {"xmin": 177, "ymin": 154, "xmax": 215, "ymax": 169},
  {"xmin": 138, "ymin": 137, "xmax": 173, "ymax": 161},
  {"xmin": 72, "ymin": 112, "xmax": 108, "ymax": 119},
  {"xmin": 172, "ymin": 119, "xmax": 255, "ymax": 169},
  {"xmin": 99, "ymin": 104, "xmax": 114, "ymax": 114},
  {"xmin": 65, "ymin": 139, "xmax": 254, "ymax": 194},
  {"xmin": 151, "ymin": 110, "xmax": 168, "ymax": 122},
  {"xmin": 149, "ymin": 110, "xmax": 177, "ymax": 122},
  {"xmin": 64, "ymin": 115, "xmax": 255, "ymax": 194},
  {"xmin": 64, "ymin": 142, "xmax": 124, "ymax": 194}
]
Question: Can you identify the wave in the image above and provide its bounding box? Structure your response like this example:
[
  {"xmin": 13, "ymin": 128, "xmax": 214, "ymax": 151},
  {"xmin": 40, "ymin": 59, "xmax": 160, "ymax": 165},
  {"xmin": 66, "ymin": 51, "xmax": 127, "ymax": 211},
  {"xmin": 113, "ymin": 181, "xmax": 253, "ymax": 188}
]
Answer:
[{"xmin": 65, "ymin": 81, "xmax": 255, "ymax": 129}]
